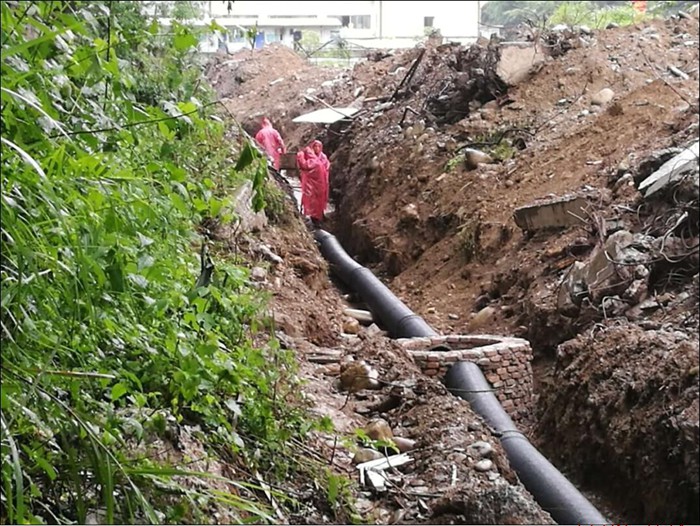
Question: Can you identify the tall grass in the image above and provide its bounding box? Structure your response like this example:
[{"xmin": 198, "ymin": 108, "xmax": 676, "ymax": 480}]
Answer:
[{"xmin": 1, "ymin": 1, "xmax": 309, "ymax": 523}]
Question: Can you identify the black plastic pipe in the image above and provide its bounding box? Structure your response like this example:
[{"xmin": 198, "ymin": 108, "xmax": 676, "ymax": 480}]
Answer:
[
  {"xmin": 444, "ymin": 362, "xmax": 608, "ymax": 525},
  {"xmin": 314, "ymin": 229, "xmax": 437, "ymax": 338},
  {"xmin": 314, "ymin": 229, "xmax": 608, "ymax": 525}
]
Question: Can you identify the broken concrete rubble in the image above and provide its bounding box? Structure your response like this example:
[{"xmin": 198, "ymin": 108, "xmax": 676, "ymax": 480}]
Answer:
[
  {"xmin": 513, "ymin": 195, "xmax": 588, "ymax": 231},
  {"xmin": 638, "ymin": 140, "xmax": 699, "ymax": 197},
  {"xmin": 557, "ymin": 230, "xmax": 659, "ymax": 314}
]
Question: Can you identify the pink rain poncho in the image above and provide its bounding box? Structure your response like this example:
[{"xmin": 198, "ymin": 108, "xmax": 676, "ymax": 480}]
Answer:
[
  {"xmin": 254, "ymin": 117, "xmax": 286, "ymax": 170},
  {"xmin": 296, "ymin": 143, "xmax": 328, "ymax": 222},
  {"xmin": 311, "ymin": 140, "xmax": 330, "ymax": 209}
]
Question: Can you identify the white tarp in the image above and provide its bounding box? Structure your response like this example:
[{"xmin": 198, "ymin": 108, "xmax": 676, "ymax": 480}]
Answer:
[{"xmin": 292, "ymin": 107, "xmax": 359, "ymax": 124}]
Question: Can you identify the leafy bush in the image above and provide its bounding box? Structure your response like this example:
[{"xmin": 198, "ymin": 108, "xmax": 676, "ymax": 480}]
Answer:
[
  {"xmin": 1, "ymin": 1, "xmax": 311, "ymax": 523},
  {"xmin": 548, "ymin": 1, "xmax": 649, "ymax": 28}
]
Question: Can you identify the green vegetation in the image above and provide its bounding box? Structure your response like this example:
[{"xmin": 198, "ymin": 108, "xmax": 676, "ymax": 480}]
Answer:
[
  {"xmin": 444, "ymin": 154, "xmax": 466, "ymax": 172},
  {"xmin": 0, "ymin": 1, "xmax": 331, "ymax": 523},
  {"xmin": 481, "ymin": 0, "xmax": 696, "ymax": 28}
]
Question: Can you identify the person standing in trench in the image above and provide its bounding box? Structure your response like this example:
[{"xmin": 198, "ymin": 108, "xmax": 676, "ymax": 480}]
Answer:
[
  {"xmin": 254, "ymin": 117, "xmax": 286, "ymax": 171},
  {"xmin": 296, "ymin": 140, "xmax": 330, "ymax": 227}
]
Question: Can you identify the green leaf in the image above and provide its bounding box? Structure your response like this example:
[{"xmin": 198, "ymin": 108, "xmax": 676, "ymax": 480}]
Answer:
[
  {"xmin": 35, "ymin": 458, "xmax": 57, "ymax": 481},
  {"xmin": 111, "ymin": 383, "xmax": 128, "ymax": 401},
  {"xmin": 234, "ymin": 142, "xmax": 258, "ymax": 171},
  {"xmin": 173, "ymin": 31, "xmax": 198, "ymax": 51}
]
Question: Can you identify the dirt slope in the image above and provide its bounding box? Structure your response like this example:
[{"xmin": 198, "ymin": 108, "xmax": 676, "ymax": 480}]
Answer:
[{"xmin": 213, "ymin": 13, "xmax": 699, "ymax": 523}]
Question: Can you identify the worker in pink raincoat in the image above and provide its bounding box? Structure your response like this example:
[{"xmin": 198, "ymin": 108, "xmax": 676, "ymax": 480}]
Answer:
[
  {"xmin": 296, "ymin": 144, "xmax": 327, "ymax": 224},
  {"xmin": 254, "ymin": 117, "xmax": 286, "ymax": 170},
  {"xmin": 311, "ymin": 140, "xmax": 330, "ymax": 212}
]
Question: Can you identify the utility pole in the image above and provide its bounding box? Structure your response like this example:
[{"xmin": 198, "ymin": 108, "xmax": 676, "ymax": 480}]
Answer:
[
  {"xmin": 477, "ymin": 0, "xmax": 481, "ymax": 38},
  {"xmin": 378, "ymin": 0, "xmax": 383, "ymax": 38}
]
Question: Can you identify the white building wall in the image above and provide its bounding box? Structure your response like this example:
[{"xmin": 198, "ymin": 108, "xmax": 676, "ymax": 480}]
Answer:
[
  {"xmin": 200, "ymin": 1, "xmax": 481, "ymax": 45},
  {"xmin": 378, "ymin": 1, "xmax": 480, "ymax": 39}
]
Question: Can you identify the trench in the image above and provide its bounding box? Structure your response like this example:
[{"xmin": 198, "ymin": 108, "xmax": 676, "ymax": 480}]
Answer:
[
  {"xmin": 275, "ymin": 140, "xmax": 613, "ymax": 523},
  {"xmin": 311, "ymin": 227, "xmax": 609, "ymax": 525}
]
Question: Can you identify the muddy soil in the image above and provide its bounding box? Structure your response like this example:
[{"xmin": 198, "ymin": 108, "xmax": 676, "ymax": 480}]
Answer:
[
  {"xmin": 227, "ymin": 190, "xmax": 552, "ymax": 524},
  {"xmin": 213, "ymin": 13, "xmax": 699, "ymax": 523}
]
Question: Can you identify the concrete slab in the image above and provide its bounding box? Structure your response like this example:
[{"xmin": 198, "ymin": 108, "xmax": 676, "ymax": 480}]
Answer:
[{"xmin": 513, "ymin": 195, "xmax": 587, "ymax": 231}]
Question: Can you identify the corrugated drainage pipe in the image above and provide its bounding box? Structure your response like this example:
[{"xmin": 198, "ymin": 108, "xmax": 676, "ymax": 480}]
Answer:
[{"xmin": 314, "ymin": 229, "xmax": 608, "ymax": 525}]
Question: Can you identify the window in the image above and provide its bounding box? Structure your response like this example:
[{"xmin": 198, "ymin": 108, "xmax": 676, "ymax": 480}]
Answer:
[
  {"xmin": 351, "ymin": 15, "xmax": 371, "ymax": 29},
  {"xmin": 339, "ymin": 15, "xmax": 371, "ymax": 29},
  {"xmin": 424, "ymin": 16, "xmax": 434, "ymax": 28}
]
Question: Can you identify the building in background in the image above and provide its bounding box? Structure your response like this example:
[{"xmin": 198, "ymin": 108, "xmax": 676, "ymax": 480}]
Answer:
[{"xmin": 157, "ymin": 1, "xmax": 484, "ymax": 53}]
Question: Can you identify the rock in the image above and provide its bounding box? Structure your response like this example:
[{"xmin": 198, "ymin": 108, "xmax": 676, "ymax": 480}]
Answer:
[
  {"xmin": 448, "ymin": 313, "xmax": 459, "ymax": 320},
  {"xmin": 401, "ymin": 203, "xmax": 420, "ymax": 222},
  {"xmin": 426, "ymin": 307, "xmax": 437, "ymax": 314},
  {"xmin": 474, "ymin": 294, "xmax": 491, "ymax": 311},
  {"xmin": 364, "ymin": 323, "xmax": 383, "ymax": 337},
  {"xmin": 468, "ymin": 306, "xmax": 497, "ymax": 330},
  {"xmin": 340, "ymin": 361, "xmax": 379, "ymax": 391},
  {"xmin": 623, "ymin": 279, "xmax": 648, "ymax": 304},
  {"xmin": 474, "ymin": 459, "xmax": 493, "ymax": 472},
  {"xmin": 343, "ymin": 318, "xmax": 361, "ymax": 335},
  {"xmin": 365, "ymin": 419, "xmax": 393, "ymax": 441},
  {"xmin": 344, "ymin": 308, "xmax": 373, "ymax": 324},
  {"xmin": 272, "ymin": 311, "xmax": 301, "ymax": 337},
  {"xmin": 557, "ymin": 261, "xmax": 587, "ymax": 316},
  {"xmin": 601, "ymin": 295, "xmax": 628, "ymax": 317},
  {"xmin": 613, "ymin": 173, "xmax": 634, "ymax": 192},
  {"xmin": 250, "ymin": 266, "xmax": 267, "ymax": 281},
  {"xmin": 233, "ymin": 180, "xmax": 268, "ymax": 233},
  {"xmin": 463, "ymin": 148, "xmax": 493, "ymax": 170},
  {"xmin": 591, "ymin": 87, "xmax": 615, "ymax": 105},
  {"xmin": 368, "ymin": 156, "xmax": 380, "ymax": 172},
  {"xmin": 413, "ymin": 120, "xmax": 425, "ymax": 136},
  {"xmin": 468, "ymin": 441, "xmax": 494, "ymax": 458},
  {"xmin": 256, "ymin": 244, "xmax": 283, "ymax": 265},
  {"xmin": 352, "ymin": 448, "xmax": 384, "ymax": 465},
  {"xmin": 393, "ymin": 436, "xmax": 416, "ymax": 452}
]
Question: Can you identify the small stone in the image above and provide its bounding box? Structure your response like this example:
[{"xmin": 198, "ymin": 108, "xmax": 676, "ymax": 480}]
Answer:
[
  {"xmin": 365, "ymin": 419, "xmax": 393, "ymax": 441},
  {"xmin": 393, "ymin": 436, "xmax": 416, "ymax": 452},
  {"xmin": 401, "ymin": 203, "xmax": 420, "ymax": 222},
  {"xmin": 591, "ymin": 87, "xmax": 615, "ymax": 105},
  {"xmin": 427, "ymin": 307, "xmax": 436, "ymax": 314},
  {"xmin": 250, "ymin": 266, "xmax": 267, "ymax": 281},
  {"xmin": 463, "ymin": 148, "xmax": 493, "ymax": 170},
  {"xmin": 474, "ymin": 459, "xmax": 493, "ymax": 472},
  {"xmin": 468, "ymin": 441, "xmax": 494, "ymax": 458},
  {"xmin": 448, "ymin": 313, "xmax": 459, "ymax": 320},
  {"xmin": 343, "ymin": 318, "xmax": 361, "ymax": 335},
  {"xmin": 468, "ymin": 306, "xmax": 497, "ymax": 330},
  {"xmin": 352, "ymin": 448, "xmax": 384, "ymax": 465}
]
